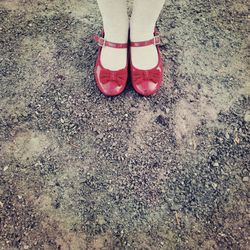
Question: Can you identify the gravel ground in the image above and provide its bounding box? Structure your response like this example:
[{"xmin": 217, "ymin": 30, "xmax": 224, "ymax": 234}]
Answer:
[{"xmin": 0, "ymin": 0, "xmax": 249, "ymax": 249}]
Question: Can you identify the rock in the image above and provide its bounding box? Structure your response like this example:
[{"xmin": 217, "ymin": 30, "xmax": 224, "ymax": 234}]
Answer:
[
  {"xmin": 97, "ymin": 215, "xmax": 105, "ymax": 225},
  {"xmin": 212, "ymin": 162, "xmax": 219, "ymax": 167},
  {"xmin": 242, "ymin": 177, "xmax": 249, "ymax": 182},
  {"xmin": 244, "ymin": 111, "xmax": 250, "ymax": 122},
  {"xmin": 155, "ymin": 115, "xmax": 169, "ymax": 126},
  {"xmin": 170, "ymin": 204, "xmax": 182, "ymax": 211}
]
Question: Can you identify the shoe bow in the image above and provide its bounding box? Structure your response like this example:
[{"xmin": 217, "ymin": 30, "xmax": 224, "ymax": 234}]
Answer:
[
  {"xmin": 133, "ymin": 69, "xmax": 161, "ymax": 85},
  {"xmin": 100, "ymin": 69, "xmax": 127, "ymax": 86}
]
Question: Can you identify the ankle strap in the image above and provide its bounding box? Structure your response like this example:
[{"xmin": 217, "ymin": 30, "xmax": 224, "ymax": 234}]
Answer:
[
  {"xmin": 130, "ymin": 33, "xmax": 161, "ymax": 47},
  {"xmin": 94, "ymin": 35, "xmax": 128, "ymax": 48}
]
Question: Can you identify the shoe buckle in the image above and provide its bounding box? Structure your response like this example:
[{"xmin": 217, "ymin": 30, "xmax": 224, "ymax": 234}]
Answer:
[
  {"xmin": 154, "ymin": 35, "xmax": 160, "ymax": 45},
  {"xmin": 98, "ymin": 37, "xmax": 106, "ymax": 47}
]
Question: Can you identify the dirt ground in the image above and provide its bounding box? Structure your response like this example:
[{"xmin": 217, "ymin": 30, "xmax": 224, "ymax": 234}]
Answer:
[{"xmin": 0, "ymin": 0, "xmax": 249, "ymax": 249}]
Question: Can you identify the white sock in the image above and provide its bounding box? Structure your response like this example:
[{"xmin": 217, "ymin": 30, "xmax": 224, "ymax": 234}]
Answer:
[
  {"xmin": 97, "ymin": 0, "xmax": 129, "ymax": 70},
  {"xmin": 130, "ymin": 0, "xmax": 165, "ymax": 70}
]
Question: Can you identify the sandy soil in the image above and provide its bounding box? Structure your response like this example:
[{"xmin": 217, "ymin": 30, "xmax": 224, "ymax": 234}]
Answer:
[{"xmin": 0, "ymin": 0, "xmax": 249, "ymax": 249}]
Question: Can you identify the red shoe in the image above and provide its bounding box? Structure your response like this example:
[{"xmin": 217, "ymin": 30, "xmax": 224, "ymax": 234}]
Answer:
[
  {"xmin": 94, "ymin": 34, "xmax": 128, "ymax": 96},
  {"xmin": 130, "ymin": 32, "xmax": 163, "ymax": 96}
]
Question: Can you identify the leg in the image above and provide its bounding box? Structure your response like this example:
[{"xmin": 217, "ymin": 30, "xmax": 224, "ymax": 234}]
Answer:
[
  {"xmin": 97, "ymin": 0, "xmax": 129, "ymax": 70},
  {"xmin": 130, "ymin": 0, "xmax": 165, "ymax": 69}
]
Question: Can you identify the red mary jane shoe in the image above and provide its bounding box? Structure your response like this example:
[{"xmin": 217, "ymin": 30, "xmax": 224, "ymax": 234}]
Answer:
[
  {"xmin": 94, "ymin": 34, "xmax": 128, "ymax": 96},
  {"xmin": 130, "ymin": 32, "xmax": 163, "ymax": 96}
]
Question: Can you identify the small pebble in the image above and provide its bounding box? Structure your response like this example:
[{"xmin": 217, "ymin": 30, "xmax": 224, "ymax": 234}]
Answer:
[
  {"xmin": 243, "ymin": 176, "xmax": 249, "ymax": 182},
  {"xmin": 244, "ymin": 111, "xmax": 250, "ymax": 122},
  {"xmin": 212, "ymin": 162, "xmax": 219, "ymax": 167}
]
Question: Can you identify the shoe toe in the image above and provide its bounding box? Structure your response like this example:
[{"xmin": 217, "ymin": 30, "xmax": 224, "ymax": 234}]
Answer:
[
  {"xmin": 136, "ymin": 80, "xmax": 159, "ymax": 96},
  {"xmin": 99, "ymin": 81, "xmax": 124, "ymax": 96}
]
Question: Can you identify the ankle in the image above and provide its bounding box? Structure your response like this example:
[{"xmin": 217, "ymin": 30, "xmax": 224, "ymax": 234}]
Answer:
[
  {"xmin": 130, "ymin": 22, "xmax": 154, "ymax": 42},
  {"xmin": 130, "ymin": 30, "xmax": 154, "ymax": 42},
  {"xmin": 104, "ymin": 23, "xmax": 129, "ymax": 43}
]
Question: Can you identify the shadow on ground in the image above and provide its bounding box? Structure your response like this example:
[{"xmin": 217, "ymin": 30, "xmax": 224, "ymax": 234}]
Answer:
[{"xmin": 0, "ymin": 0, "xmax": 249, "ymax": 249}]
